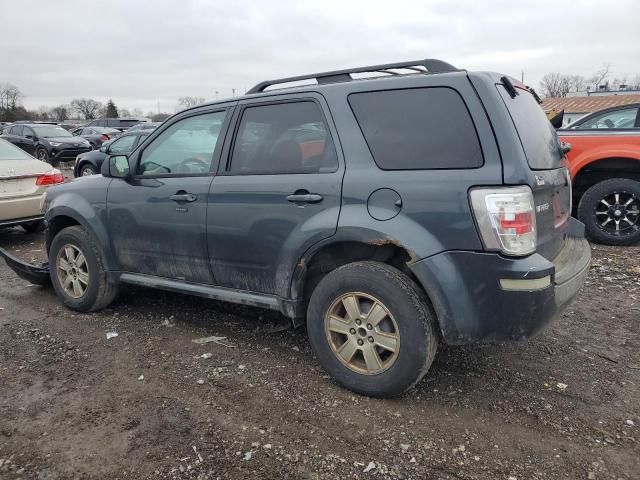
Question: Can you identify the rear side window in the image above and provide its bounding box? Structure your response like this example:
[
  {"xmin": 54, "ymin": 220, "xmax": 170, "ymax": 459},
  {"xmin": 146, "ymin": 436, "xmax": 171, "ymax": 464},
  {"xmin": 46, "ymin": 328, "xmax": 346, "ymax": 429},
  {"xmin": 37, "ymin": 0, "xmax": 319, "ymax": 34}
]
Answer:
[
  {"xmin": 229, "ymin": 101, "xmax": 338, "ymax": 174},
  {"xmin": 497, "ymin": 86, "xmax": 563, "ymax": 170},
  {"xmin": 348, "ymin": 87, "xmax": 483, "ymax": 170}
]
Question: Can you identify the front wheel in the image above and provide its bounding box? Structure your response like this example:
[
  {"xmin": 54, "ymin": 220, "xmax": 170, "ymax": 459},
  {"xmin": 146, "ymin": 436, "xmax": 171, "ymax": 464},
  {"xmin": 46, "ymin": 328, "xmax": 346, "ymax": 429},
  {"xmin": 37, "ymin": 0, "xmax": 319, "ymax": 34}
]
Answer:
[
  {"xmin": 49, "ymin": 225, "xmax": 118, "ymax": 311},
  {"xmin": 307, "ymin": 261, "xmax": 438, "ymax": 398},
  {"xmin": 80, "ymin": 164, "xmax": 98, "ymax": 176},
  {"xmin": 36, "ymin": 147, "xmax": 49, "ymax": 163},
  {"xmin": 577, "ymin": 178, "xmax": 640, "ymax": 245}
]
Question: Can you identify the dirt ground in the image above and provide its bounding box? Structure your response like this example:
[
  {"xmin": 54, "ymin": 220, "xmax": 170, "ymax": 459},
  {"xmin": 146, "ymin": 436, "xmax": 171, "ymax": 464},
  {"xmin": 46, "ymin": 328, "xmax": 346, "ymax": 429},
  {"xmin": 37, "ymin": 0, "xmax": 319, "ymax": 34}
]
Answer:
[{"xmin": 0, "ymin": 225, "xmax": 638, "ymax": 480}]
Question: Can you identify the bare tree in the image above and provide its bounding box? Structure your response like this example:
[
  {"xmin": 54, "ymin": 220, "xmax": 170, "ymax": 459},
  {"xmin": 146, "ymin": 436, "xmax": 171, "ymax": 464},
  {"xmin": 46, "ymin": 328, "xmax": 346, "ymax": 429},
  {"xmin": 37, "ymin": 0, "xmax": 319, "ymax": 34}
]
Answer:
[
  {"xmin": 37, "ymin": 105, "xmax": 51, "ymax": 121},
  {"xmin": 0, "ymin": 83, "xmax": 23, "ymax": 110},
  {"xmin": 566, "ymin": 75, "xmax": 586, "ymax": 93},
  {"xmin": 589, "ymin": 63, "xmax": 610, "ymax": 89},
  {"xmin": 119, "ymin": 108, "xmax": 131, "ymax": 118},
  {"xmin": 539, "ymin": 73, "xmax": 570, "ymax": 98},
  {"xmin": 50, "ymin": 105, "xmax": 69, "ymax": 122},
  {"xmin": 631, "ymin": 75, "xmax": 640, "ymax": 90},
  {"xmin": 70, "ymin": 98, "xmax": 103, "ymax": 119},
  {"xmin": 178, "ymin": 96, "xmax": 205, "ymax": 108}
]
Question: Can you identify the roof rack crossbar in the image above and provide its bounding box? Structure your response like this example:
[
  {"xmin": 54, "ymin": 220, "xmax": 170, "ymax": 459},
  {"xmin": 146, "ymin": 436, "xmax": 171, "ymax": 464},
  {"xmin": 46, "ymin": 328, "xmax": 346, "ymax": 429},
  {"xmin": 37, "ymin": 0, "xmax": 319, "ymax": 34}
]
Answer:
[{"xmin": 247, "ymin": 58, "xmax": 457, "ymax": 94}]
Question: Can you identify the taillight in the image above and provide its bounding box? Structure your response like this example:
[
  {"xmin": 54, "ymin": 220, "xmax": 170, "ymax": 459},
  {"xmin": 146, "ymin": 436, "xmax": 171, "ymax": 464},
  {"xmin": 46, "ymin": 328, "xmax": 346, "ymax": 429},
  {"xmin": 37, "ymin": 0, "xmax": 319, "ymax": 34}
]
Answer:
[
  {"xmin": 36, "ymin": 169, "xmax": 65, "ymax": 186},
  {"xmin": 469, "ymin": 186, "xmax": 536, "ymax": 256},
  {"xmin": 100, "ymin": 134, "xmax": 110, "ymax": 141}
]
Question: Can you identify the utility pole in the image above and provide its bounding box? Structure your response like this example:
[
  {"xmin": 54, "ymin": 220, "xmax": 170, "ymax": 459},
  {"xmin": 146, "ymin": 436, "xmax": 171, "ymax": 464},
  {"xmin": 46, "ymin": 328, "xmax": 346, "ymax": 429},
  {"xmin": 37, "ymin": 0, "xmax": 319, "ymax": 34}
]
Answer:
[
  {"xmin": 215, "ymin": 91, "xmax": 219, "ymax": 100},
  {"xmin": 521, "ymin": 71, "xmax": 524, "ymax": 83},
  {"xmin": 232, "ymin": 88, "xmax": 236, "ymax": 97},
  {"xmin": 157, "ymin": 100, "xmax": 160, "ymax": 115}
]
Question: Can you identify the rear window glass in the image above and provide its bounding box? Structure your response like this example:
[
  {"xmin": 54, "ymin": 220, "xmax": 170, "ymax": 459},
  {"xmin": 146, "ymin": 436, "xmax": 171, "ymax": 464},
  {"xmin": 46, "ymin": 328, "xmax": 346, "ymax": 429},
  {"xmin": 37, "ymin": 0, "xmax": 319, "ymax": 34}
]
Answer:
[
  {"xmin": 497, "ymin": 85, "xmax": 563, "ymax": 170},
  {"xmin": 348, "ymin": 87, "xmax": 483, "ymax": 170},
  {"xmin": 0, "ymin": 139, "xmax": 32, "ymax": 160}
]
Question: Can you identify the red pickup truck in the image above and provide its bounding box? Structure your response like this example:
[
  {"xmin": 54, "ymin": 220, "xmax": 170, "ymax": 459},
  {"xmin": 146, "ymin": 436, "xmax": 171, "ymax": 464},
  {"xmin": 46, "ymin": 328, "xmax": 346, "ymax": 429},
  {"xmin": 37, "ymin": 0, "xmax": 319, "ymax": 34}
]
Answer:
[{"xmin": 557, "ymin": 104, "xmax": 640, "ymax": 246}]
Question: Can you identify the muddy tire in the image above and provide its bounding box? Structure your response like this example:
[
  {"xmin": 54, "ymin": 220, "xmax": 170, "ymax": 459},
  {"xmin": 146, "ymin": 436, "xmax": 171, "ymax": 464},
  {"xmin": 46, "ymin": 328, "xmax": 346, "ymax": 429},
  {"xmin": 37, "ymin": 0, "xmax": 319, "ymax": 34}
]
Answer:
[
  {"xmin": 49, "ymin": 225, "xmax": 118, "ymax": 312},
  {"xmin": 307, "ymin": 261, "xmax": 438, "ymax": 398},
  {"xmin": 578, "ymin": 178, "xmax": 640, "ymax": 246}
]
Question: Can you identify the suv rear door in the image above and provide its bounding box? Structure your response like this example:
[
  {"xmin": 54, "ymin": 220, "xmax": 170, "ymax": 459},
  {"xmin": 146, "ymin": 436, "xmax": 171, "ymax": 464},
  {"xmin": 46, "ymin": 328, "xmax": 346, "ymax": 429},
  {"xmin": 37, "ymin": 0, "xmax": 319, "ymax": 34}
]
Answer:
[{"xmin": 207, "ymin": 94, "xmax": 343, "ymax": 295}]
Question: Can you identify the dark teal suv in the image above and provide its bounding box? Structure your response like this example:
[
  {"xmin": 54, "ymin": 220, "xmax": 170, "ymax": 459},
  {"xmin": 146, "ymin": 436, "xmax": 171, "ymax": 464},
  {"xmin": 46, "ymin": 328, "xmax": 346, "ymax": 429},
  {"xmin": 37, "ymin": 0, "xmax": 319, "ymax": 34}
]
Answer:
[{"xmin": 2, "ymin": 59, "xmax": 591, "ymax": 397}]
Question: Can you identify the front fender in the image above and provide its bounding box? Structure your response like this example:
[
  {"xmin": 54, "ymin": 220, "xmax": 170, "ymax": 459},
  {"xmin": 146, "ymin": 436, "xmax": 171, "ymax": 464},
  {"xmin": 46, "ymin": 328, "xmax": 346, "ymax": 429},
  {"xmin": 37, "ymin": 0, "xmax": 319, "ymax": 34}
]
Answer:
[{"xmin": 44, "ymin": 178, "xmax": 117, "ymax": 271}]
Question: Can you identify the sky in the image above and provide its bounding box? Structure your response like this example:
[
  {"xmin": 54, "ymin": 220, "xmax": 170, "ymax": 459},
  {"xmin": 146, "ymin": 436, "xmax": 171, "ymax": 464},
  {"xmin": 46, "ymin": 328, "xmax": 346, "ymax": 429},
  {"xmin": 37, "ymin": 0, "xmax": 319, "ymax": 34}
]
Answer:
[{"xmin": 2, "ymin": 0, "xmax": 639, "ymax": 115}]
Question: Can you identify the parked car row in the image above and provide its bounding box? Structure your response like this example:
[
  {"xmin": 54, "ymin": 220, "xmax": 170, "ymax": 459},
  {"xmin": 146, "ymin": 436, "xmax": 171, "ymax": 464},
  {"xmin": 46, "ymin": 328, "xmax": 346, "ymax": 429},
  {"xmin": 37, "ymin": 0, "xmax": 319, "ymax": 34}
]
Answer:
[{"xmin": 0, "ymin": 118, "xmax": 157, "ymax": 166}]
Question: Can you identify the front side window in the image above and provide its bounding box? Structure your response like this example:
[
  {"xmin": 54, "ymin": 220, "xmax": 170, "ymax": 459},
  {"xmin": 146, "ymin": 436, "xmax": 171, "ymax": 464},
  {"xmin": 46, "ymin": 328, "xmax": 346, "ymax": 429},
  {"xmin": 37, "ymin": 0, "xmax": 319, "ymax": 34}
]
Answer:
[
  {"xmin": 349, "ymin": 88, "xmax": 483, "ymax": 170},
  {"xmin": 109, "ymin": 135, "xmax": 137, "ymax": 154},
  {"xmin": 230, "ymin": 101, "xmax": 338, "ymax": 174},
  {"xmin": 137, "ymin": 111, "xmax": 226, "ymax": 176},
  {"xmin": 575, "ymin": 107, "xmax": 638, "ymax": 129}
]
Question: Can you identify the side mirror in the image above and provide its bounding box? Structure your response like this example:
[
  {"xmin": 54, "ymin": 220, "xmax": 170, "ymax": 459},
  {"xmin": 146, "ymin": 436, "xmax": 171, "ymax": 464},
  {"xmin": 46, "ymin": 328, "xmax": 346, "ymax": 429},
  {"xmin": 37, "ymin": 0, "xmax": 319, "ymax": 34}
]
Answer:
[{"xmin": 102, "ymin": 155, "xmax": 130, "ymax": 179}]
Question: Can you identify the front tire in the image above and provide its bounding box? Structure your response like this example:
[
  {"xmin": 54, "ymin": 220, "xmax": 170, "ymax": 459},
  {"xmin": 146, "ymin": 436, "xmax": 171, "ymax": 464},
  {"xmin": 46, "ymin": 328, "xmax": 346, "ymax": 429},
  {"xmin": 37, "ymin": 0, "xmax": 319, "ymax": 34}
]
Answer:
[
  {"xmin": 307, "ymin": 261, "xmax": 438, "ymax": 398},
  {"xmin": 49, "ymin": 225, "xmax": 118, "ymax": 311},
  {"xmin": 80, "ymin": 164, "xmax": 98, "ymax": 176},
  {"xmin": 578, "ymin": 178, "xmax": 640, "ymax": 245}
]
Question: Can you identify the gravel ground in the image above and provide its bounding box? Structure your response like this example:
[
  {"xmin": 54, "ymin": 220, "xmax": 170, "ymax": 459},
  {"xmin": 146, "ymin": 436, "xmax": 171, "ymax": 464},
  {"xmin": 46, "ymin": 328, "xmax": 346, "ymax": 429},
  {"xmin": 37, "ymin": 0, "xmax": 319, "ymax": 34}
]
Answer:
[{"xmin": 0, "ymin": 225, "xmax": 638, "ymax": 480}]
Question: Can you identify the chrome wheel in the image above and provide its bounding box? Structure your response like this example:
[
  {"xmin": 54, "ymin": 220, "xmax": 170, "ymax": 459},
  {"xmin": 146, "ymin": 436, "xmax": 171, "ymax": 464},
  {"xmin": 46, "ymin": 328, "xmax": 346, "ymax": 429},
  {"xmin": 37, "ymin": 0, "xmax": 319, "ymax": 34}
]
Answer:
[
  {"xmin": 56, "ymin": 244, "xmax": 89, "ymax": 299},
  {"xmin": 594, "ymin": 191, "xmax": 640, "ymax": 236},
  {"xmin": 81, "ymin": 166, "xmax": 94, "ymax": 176},
  {"xmin": 37, "ymin": 149, "xmax": 48, "ymax": 162},
  {"xmin": 324, "ymin": 292, "xmax": 400, "ymax": 375}
]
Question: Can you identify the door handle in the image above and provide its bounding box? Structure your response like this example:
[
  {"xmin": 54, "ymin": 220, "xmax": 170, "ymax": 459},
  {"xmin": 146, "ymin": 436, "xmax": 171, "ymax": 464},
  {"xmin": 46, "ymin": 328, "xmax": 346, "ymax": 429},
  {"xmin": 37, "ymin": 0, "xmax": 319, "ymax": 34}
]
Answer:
[
  {"xmin": 170, "ymin": 193, "xmax": 197, "ymax": 202},
  {"xmin": 286, "ymin": 193, "xmax": 323, "ymax": 204}
]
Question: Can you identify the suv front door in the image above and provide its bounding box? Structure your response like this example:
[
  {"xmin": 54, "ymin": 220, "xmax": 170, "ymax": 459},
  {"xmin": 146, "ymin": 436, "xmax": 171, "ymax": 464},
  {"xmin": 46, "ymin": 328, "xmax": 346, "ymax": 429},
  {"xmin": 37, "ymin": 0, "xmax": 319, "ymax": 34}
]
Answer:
[
  {"xmin": 207, "ymin": 95, "xmax": 343, "ymax": 295},
  {"xmin": 106, "ymin": 107, "xmax": 233, "ymax": 283}
]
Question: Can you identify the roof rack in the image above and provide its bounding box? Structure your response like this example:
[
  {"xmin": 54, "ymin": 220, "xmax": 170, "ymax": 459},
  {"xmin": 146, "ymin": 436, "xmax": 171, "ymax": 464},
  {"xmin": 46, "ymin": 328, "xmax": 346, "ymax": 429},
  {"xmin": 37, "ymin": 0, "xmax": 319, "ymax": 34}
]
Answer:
[{"xmin": 246, "ymin": 58, "xmax": 458, "ymax": 94}]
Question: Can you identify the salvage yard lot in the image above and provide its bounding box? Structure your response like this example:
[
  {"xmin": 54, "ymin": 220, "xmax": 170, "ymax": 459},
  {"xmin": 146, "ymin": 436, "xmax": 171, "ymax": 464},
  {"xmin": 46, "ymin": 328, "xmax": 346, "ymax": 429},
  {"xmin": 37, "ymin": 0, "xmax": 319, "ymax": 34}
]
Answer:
[{"xmin": 0, "ymin": 228, "xmax": 638, "ymax": 480}]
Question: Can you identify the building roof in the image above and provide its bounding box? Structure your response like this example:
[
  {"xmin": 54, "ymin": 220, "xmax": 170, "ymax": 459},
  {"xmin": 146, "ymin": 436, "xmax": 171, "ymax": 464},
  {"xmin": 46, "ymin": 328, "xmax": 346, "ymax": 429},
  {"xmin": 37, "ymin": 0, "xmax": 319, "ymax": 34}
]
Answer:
[{"xmin": 542, "ymin": 95, "xmax": 640, "ymax": 114}]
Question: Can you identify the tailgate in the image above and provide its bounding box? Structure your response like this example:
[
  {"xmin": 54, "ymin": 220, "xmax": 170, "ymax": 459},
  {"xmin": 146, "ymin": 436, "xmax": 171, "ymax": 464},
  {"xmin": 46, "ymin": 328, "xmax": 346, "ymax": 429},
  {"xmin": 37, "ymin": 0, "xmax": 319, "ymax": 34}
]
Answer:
[{"xmin": 496, "ymin": 81, "xmax": 571, "ymax": 261}]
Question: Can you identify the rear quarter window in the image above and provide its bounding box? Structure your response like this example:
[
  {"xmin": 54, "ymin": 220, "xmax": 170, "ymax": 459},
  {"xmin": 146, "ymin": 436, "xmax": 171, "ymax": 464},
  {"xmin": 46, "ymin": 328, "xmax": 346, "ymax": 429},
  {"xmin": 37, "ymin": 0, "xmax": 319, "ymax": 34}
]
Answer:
[
  {"xmin": 497, "ymin": 85, "xmax": 563, "ymax": 170},
  {"xmin": 348, "ymin": 87, "xmax": 483, "ymax": 170}
]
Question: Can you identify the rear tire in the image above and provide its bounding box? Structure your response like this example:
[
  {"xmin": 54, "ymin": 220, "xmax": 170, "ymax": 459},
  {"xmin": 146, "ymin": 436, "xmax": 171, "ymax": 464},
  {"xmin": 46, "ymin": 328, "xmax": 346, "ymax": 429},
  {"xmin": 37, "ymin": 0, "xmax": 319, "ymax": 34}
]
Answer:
[
  {"xmin": 307, "ymin": 261, "xmax": 438, "ymax": 398},
  {"xmin": 49, "ymin": 225, "xmax": 118, "ymax": 311},
  {"xmin": 577, "ymin": 178, "xmax": 640, "ymax": 246}
]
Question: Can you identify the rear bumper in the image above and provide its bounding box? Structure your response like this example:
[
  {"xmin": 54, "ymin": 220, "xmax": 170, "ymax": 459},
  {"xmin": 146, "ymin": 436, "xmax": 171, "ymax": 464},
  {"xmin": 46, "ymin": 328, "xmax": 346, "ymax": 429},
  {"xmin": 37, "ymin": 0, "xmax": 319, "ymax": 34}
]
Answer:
[
  {"xmin": 0, "ymin": 193, "xmax": 43, "ymax": 223},
  {"xmin": 410, "ymin": 218, "xmax": 591, "ymax": 344}
]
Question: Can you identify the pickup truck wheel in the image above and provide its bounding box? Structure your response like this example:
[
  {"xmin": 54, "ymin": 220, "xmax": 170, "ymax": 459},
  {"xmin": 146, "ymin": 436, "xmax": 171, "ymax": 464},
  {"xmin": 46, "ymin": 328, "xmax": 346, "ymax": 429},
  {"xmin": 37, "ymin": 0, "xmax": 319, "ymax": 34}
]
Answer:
[
  {"xmin": 578, "ymin": 178, "xmax": 640, "ymax": 246},
  {"xmin": 307, "ymin": 261, "xmax": 438, "ymax": 398},
  {"xmin": 49, "ymin": 225, "xmax": 118, "ymax": 312}
]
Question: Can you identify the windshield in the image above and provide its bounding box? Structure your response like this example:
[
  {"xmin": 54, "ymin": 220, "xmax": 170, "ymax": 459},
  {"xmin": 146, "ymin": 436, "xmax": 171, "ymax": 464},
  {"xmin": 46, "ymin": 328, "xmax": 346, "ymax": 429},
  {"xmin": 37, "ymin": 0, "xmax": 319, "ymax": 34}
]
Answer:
[
  {"xmin": 0, "ymin": 138, "xmax": 32, "ymax": 160},
  {"xmin": 32, "ymin": 125, "xmax": 73, "ymax": 138}
]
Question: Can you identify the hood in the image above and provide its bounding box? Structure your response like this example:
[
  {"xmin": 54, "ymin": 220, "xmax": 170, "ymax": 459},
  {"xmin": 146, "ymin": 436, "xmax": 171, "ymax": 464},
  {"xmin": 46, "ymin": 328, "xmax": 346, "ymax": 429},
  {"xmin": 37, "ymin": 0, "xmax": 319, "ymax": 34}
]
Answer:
[
  {"xmin": 0, "ymin": 158, "xmax": 51, "ymax": 178},
  {"xmin": 77, "ymin": 150, "xmax": 108, "ymax": 161}
]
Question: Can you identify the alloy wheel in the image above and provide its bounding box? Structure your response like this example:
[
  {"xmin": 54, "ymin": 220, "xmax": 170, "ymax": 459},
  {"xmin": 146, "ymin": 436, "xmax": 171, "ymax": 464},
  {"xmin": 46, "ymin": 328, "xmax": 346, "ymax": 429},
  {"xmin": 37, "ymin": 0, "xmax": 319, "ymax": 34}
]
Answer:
[
  {"xmin": 56, "ymin": 244, "xmax": 89, "ymax": 299},
  {"xmin": 594, "ymin": 191, "xmax": 640, "ymax": 236},
  {"xmin": 324, "ymin": 292, "xmax": 400, "ymax": 375},
  {"xmin": 81, "ymin": 167, "xmax": 94, "ymax": 176}
]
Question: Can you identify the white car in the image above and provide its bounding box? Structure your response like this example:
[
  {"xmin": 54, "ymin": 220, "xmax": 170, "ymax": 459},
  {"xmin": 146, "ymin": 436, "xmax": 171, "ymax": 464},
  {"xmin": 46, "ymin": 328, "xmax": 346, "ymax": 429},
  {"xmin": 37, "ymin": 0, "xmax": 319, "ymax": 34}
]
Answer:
[{"xmin": 0, "ymin": 138, "xmax": 64, "ymax": 232}]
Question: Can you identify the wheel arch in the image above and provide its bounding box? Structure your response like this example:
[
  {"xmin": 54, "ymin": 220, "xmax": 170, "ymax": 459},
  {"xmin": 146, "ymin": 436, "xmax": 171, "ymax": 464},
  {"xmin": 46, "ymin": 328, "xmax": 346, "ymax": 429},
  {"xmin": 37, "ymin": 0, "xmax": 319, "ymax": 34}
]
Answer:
[
  {"xmin": 572, "ymin": 156, "xmax": 640, "ymax": 206},
  {"xmin": 288, "ymin": 233, "xmax": 437, "ymax": 323},
  {"xmin": 45, "ymin": 204, "xmax": 117, "ymax": 271}
]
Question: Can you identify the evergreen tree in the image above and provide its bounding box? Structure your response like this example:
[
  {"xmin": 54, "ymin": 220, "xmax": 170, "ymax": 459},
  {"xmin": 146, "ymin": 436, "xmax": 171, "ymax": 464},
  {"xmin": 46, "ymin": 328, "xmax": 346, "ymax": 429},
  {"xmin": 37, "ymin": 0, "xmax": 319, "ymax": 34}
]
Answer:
[{"xmin": 105, "ymin": 99, "xmax": 119, "ymax": 118}]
